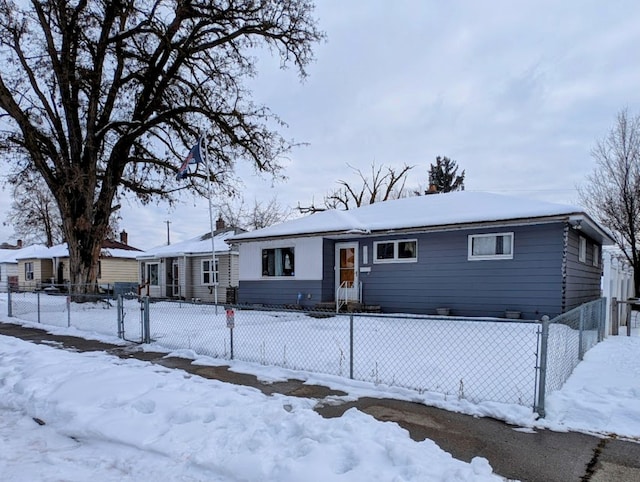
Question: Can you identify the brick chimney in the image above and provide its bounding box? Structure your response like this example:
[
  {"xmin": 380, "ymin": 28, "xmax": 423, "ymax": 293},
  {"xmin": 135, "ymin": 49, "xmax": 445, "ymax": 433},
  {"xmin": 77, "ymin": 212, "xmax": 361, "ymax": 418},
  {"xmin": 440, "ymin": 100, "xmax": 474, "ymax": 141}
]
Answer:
[
  {"xmin": 426, "ymin": 184, "xmax": 439, "ymax": 195},
  {"xmin": 17, "ymin": 239, "xmax": 23, "ymax": 248},
  {"xmin": 215, "ymin": 216, "xmax": 225, "ymax": 231},
  {"xmin": 120, "ymin": 230, "xmax": 128, "ymax": 245}
]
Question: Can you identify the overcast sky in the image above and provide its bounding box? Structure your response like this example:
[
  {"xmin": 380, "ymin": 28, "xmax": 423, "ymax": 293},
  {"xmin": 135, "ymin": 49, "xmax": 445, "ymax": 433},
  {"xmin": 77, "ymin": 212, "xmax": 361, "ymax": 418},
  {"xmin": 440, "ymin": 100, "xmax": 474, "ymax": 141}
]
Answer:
[{"xmin": 2, "ymin": 0, "xmax": 640, "ymax": 251}]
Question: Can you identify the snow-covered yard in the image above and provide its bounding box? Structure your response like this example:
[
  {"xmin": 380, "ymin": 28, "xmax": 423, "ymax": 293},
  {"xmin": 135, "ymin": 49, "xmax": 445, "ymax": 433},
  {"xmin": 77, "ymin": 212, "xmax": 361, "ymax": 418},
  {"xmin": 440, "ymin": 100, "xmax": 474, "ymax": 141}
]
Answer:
[{"xmin": 3, "ymin": 292, "xmax": 601, "ymax": 411}]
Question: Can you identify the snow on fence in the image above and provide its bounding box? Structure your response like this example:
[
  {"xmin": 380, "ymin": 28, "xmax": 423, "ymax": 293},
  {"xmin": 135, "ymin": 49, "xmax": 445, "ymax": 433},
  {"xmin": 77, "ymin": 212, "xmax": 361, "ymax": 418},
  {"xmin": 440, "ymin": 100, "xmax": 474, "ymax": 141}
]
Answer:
[{"xmin": 3, "ymin": 286, "xmax": 606, "ymax": 416}]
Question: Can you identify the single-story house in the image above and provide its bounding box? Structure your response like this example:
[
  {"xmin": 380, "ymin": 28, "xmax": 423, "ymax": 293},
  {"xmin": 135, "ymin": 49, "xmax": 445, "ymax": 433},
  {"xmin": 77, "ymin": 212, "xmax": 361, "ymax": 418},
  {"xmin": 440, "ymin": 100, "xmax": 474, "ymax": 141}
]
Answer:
[
  {"xmin": 0, "ymin": 243, "xmax": 42, "ymax": 292},
  {"xmin": 227, "ymin": 191, "xmax": 613, "ymax": 319},
  {"xmin": 136, "ymin": 223, "xmax": 244, "ymax": 302},
  {"xmin": 15, "ymin": 232, "xmax": 142, "ymax": 290}
]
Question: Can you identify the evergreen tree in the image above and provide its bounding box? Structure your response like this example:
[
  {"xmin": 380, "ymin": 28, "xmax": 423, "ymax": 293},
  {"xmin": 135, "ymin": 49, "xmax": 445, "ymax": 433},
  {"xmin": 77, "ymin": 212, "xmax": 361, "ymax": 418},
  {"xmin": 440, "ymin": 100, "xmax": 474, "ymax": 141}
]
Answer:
[{"xmin": 426, "ymin": 156, "xmax": 465, "ymax": 193}]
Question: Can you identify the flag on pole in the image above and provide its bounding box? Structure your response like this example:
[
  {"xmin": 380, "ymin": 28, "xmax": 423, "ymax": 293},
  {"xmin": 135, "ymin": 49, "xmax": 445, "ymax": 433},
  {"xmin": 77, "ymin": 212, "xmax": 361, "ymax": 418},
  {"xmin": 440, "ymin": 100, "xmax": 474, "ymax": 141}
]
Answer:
[{"xmin": 177, "ymin": 137, "xmax": 204, "ymax": 180}]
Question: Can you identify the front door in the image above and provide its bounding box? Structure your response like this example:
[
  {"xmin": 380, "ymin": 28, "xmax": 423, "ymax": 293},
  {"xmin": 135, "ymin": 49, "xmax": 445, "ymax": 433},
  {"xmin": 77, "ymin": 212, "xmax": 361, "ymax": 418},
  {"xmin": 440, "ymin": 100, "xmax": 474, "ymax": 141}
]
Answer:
[
  {"xmin": 335, "ymin": 242, "xmax": 359, "ymax": 301},
  {"xmin": 172, "ymin": 260, "xmax": 180, "ymax": 297}
]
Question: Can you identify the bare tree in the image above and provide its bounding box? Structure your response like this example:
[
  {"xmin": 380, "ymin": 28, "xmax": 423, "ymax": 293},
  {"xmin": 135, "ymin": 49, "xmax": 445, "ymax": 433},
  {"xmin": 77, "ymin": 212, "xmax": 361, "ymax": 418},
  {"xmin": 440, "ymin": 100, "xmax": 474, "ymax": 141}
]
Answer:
[
  {"xmin": 298, "ymin": 162, "xmax": 414, "ymax": 213},
  {"xmin": 4, "ymin": 170, "xmax": 64, "ymax": 247},
  {"xmin": 0, "ymin": 0, "xmax": 323, "ymax": 292},
  {"xmin": 579, "ymin": 109, "xmax": 640, "ymax": 295},
  {"xmin": 4, "ymin": 170, "xmax": 121, "ymax": 247},
  {"xmin": 218, "ymin": 195, "xmax": 292, "ymax": 230}
]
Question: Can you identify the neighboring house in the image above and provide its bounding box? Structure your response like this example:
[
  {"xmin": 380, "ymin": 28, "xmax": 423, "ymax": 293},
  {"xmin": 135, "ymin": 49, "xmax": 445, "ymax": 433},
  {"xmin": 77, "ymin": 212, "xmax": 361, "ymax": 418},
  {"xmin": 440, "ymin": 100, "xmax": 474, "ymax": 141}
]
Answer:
[
  {"xmin": 228, "ymin": 192, "xmax": 613, "ymax": 319},
  {"xmin": 136, "ymin": 223, "xmax": 245, "ymax": 302},
  {"xmin": 15, "ymin": 232, "xmax": 142, "ymax": 290},
  {"xmin": 0, "ymin": 243, "xmax": 42, "ymax": 292}
]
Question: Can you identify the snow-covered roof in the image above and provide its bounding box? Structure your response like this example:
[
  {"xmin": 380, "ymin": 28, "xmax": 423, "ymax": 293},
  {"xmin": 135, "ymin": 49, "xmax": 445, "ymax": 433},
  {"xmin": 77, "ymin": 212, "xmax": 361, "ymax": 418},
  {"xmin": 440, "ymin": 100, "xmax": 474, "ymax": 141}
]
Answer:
[
  {"xmin": 138, "ymin": 229, "xmax": 241, "ymax": 259},
  {"xmin": 229, "ymin": 191, "xmax": 612, "ymax": 243},
  {"xmin": 13, "ymin": 243, "xmax": 144, "ymax": 260},
  {"xmin": 2, "ymin": 244, "xmax": 49, "ymax": 263}
]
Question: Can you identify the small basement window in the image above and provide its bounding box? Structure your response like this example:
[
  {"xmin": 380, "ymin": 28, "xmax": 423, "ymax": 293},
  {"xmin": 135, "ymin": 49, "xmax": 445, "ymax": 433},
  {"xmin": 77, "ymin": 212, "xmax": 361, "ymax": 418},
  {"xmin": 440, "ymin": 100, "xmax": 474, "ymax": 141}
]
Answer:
[
  {"xmin": 373, "ymin": 239, "xmax": 417, "ymax": 263},
  {"xmin": 468, "ymin": 233, "xmax": 514, "ymax": 260}
]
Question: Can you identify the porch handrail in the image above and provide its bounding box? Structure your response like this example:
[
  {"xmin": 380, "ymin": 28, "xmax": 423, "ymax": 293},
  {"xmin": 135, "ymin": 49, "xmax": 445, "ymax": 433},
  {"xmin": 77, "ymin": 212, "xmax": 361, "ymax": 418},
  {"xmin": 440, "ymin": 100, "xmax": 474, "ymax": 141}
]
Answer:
[
  {"xmin": 336, "ymin": 280, "xmax": 362, "ymax": 313},
  {"xmin": 336, "ymin": 281, "xmax": 349, "ymax": 313}
]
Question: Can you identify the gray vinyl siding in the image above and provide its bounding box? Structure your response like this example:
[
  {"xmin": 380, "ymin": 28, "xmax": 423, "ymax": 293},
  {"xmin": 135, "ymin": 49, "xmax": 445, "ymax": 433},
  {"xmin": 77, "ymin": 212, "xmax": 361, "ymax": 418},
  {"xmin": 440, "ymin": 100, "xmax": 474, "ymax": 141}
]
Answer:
[
  {"xmin": 321, "ymin": 239, "xmax": 336, "ymax": 301},
  {"xmin": 563, "ymin": 229, "xmax": 602, "ymax": 311},
  {"xmin": 189, "ymin": 254, "xmax": 234, "ymax": 302},
  {"xmin": 237, "ymin": 280, "xmax": 324, "ymax": 307},
  {"xmin": 353, "ymin": 223, "xmax": 566, "ymax": 319},
  {"xmin": 236, "ymin": 221, "xmax": 603, "ymax": 319}
]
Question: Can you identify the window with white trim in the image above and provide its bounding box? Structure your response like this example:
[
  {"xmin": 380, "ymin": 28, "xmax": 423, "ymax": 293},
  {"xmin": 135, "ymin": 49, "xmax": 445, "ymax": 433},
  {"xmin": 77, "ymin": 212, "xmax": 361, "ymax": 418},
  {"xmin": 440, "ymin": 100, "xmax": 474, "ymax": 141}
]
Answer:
[
  {"xmin": 579, "ymin": 236, "xmax": 587, "ymax": 263},
  {"xmin": 25, "ymin": 262, "xmax": 34, "ymax": 281},
  {"xmin": 373, "ymin": 239, "xmax": 417, "ymax": 263},
  {"xmin": 468, "ymin": 233, "xmax": 514, "ymax": 260},
  {"xmin": 201, "ymin": 259, "xmax": 219, "ymax": 285},
  {"xmin": 592, "ymin": 244, "xmax": 600, "ymax": 267},
  {"xmin": 262, "ymin": 247, "xmax": 295, "ymax": 277}
]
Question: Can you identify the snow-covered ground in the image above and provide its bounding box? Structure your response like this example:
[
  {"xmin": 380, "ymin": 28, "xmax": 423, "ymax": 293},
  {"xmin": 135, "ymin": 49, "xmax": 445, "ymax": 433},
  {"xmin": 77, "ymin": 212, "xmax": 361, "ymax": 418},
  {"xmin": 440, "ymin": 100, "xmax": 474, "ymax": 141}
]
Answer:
[
  {"xmin": 4, "ymin": 293, "xmax": 591, "ymax": 408},
  {"xmin": 1, "ymin": 300, "xmax": 639, "ymax": 481}
]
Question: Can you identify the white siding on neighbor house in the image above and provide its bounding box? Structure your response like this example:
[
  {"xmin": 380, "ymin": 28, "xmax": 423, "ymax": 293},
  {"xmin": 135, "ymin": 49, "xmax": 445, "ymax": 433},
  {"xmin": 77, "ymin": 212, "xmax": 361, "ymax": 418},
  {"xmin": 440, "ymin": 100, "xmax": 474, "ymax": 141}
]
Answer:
[
  {"xmin": 239, "ymin": 237, "xmax": 323, "ymax": 281},
  {"xmin": 187, "ymin": 254, "xmax": 233, "ymax": 301},
  {"xmin": 0, "ymin": 263, "xmax": 17, "ymax": 292}
]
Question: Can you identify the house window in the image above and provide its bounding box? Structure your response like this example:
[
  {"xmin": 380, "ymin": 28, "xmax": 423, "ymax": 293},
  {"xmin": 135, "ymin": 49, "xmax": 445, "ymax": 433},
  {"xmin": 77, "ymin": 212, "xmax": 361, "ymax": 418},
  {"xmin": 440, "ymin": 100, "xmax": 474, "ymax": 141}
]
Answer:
[
  {"xmin": 468, "ymin": 233, "xmax": 514, "ymax": 260},
  {"xmin": 579, "ymin": 236, "xmax": 587, "ymax": 263},
  {"xmin": 262, "ymin": 247, "xmax": 295, "ymax": 276},
  {"xmin": 373, "ymin": 239, "xmax": 418, "ymax": 263},
  {"xmin": 25, "ymin": 262, "xmax": 34, "ymax": 281},
  {"xmin": 146, "ymin": 263, "xmax": 159, "ymax": 286},
  {"xmin": 201, "ymin": 259, "xmax": 219, "ymax": 285},
  {"xmin": 592, "ymin": 244, "xmax": 600, "ymax": 267}
]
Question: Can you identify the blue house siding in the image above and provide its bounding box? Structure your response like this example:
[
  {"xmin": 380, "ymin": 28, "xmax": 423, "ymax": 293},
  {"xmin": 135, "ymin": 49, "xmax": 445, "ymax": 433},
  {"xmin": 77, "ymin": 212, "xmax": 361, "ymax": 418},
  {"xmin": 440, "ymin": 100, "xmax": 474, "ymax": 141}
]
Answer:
[
  {"xmin": 236, "ymin": 221, "xmax": 604, "ymax": 319},
  {"xmin": 563, "ymin": 229, "xmax": 602, "ymax": 311},
  {"xmin": 351, "ymin": 223, "xmax": 566, "ymax": 319},
  {"xmin": 321, "ymin": 239, "xmax": 336, "ymax": 302},
  {"xmin": 237, "ymin": 280, "xmax": 324, "ymax": 307}
]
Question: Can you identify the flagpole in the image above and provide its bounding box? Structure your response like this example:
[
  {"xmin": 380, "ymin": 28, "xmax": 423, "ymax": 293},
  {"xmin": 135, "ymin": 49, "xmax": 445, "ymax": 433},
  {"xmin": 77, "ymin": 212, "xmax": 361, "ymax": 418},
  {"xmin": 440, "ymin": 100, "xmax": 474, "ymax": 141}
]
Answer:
[{"xmin": 203, "ymin": 135, "xmax": 218, "ymax": 314}]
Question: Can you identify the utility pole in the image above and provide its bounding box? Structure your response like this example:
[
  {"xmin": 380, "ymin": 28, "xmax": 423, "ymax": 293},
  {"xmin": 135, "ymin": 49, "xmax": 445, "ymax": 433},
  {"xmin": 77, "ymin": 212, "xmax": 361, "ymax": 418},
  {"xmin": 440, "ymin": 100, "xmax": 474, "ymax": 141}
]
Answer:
[{"xmin": 165, "ymin": 220, "xmax": 171, "ymax": 245}]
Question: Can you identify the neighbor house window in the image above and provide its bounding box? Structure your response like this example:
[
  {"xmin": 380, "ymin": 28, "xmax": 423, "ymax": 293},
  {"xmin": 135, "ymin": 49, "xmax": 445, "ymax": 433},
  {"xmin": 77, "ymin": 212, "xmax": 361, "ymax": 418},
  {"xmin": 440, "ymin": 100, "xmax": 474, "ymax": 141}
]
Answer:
[
  {"xmin": 373, "ymin": 239, "xmax": 418, "ymax": 263},
  {"xmin": 468, "ymin": 233, "xmax": 514, "ymax": 260},
  {"xmin": 201, "ymin": 259, "xmax": 219, "ymax": 285},
  {"xmin": 579, "ymin": 236, "xmax": 587, "ymax": 263},
  {"xmin": 592, "ymin": 244, "xmax": 600, "ymax": 267},
  {"xmin": 25, "ymin": 262, "xmax": 34, "ymax": 281},
  {"xmin": 262, "ymin": 247, "xmax": 295, "ymax": 276},
  {"xmin": 146, "ymin": 263, "xmax": 159, "ymax": 286}
]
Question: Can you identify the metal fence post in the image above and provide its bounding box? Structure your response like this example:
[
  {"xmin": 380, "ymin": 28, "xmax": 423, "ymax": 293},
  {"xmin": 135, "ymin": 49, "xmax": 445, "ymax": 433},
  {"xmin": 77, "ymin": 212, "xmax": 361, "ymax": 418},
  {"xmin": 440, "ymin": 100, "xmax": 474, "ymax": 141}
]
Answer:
[
  {"xmin": 143, "ymin": 296, "xmax": 151, "ymax": 344},
  {"xmin": 612, "ymin": 297, "xmax": 619, "ymax": 335},
  {"xmin": 66, "ymin": 293, "xmax": 71, "ymax": 328},
  {"xmin": 117, "ymin": 294, "xmax": 124, "ymax": 339},
  {"xmin": 37, "ymin": 291, "xmax": 41, "ymax": 324},
  {"xmin": 578, "ymin": 305, "xmax": 585, "ymax": 360},
  {"xmin": 600, "ymin": 297, "xmax": 606, "ymax": 342},
  {"xmin": 535, "ymin": 315, "xmax": 550, "ymax": 418},
  {"xmin": 7, "ymin": 286, "xmax": 12, "ymax": 317},
  {"xmin": 349, "ymin": 314, "xmax": 354, "ymax": 380}
]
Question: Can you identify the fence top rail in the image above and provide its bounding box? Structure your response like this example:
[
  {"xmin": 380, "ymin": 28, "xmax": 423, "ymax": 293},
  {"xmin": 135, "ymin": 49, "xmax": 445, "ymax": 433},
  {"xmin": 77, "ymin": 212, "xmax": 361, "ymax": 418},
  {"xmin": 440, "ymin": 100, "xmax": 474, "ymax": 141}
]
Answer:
[
  {"xmin": 177, "ymin": 302, "xmax": 542, "ymax": 324},
  {"xmin": 548, "ymin": 298, "xmax": 605, "ymax": 324}
]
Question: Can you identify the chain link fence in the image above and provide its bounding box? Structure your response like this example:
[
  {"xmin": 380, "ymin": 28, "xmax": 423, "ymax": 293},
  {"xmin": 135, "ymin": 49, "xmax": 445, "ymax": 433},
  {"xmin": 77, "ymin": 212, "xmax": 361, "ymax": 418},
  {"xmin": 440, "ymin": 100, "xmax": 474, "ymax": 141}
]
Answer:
[
  {"xmin": 535, "ymin": 298, "xmax": 606, "ymax": 416},
  {"xmin": 3, "ymin": 285, "xmax": 606, "ymax": 416}
]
